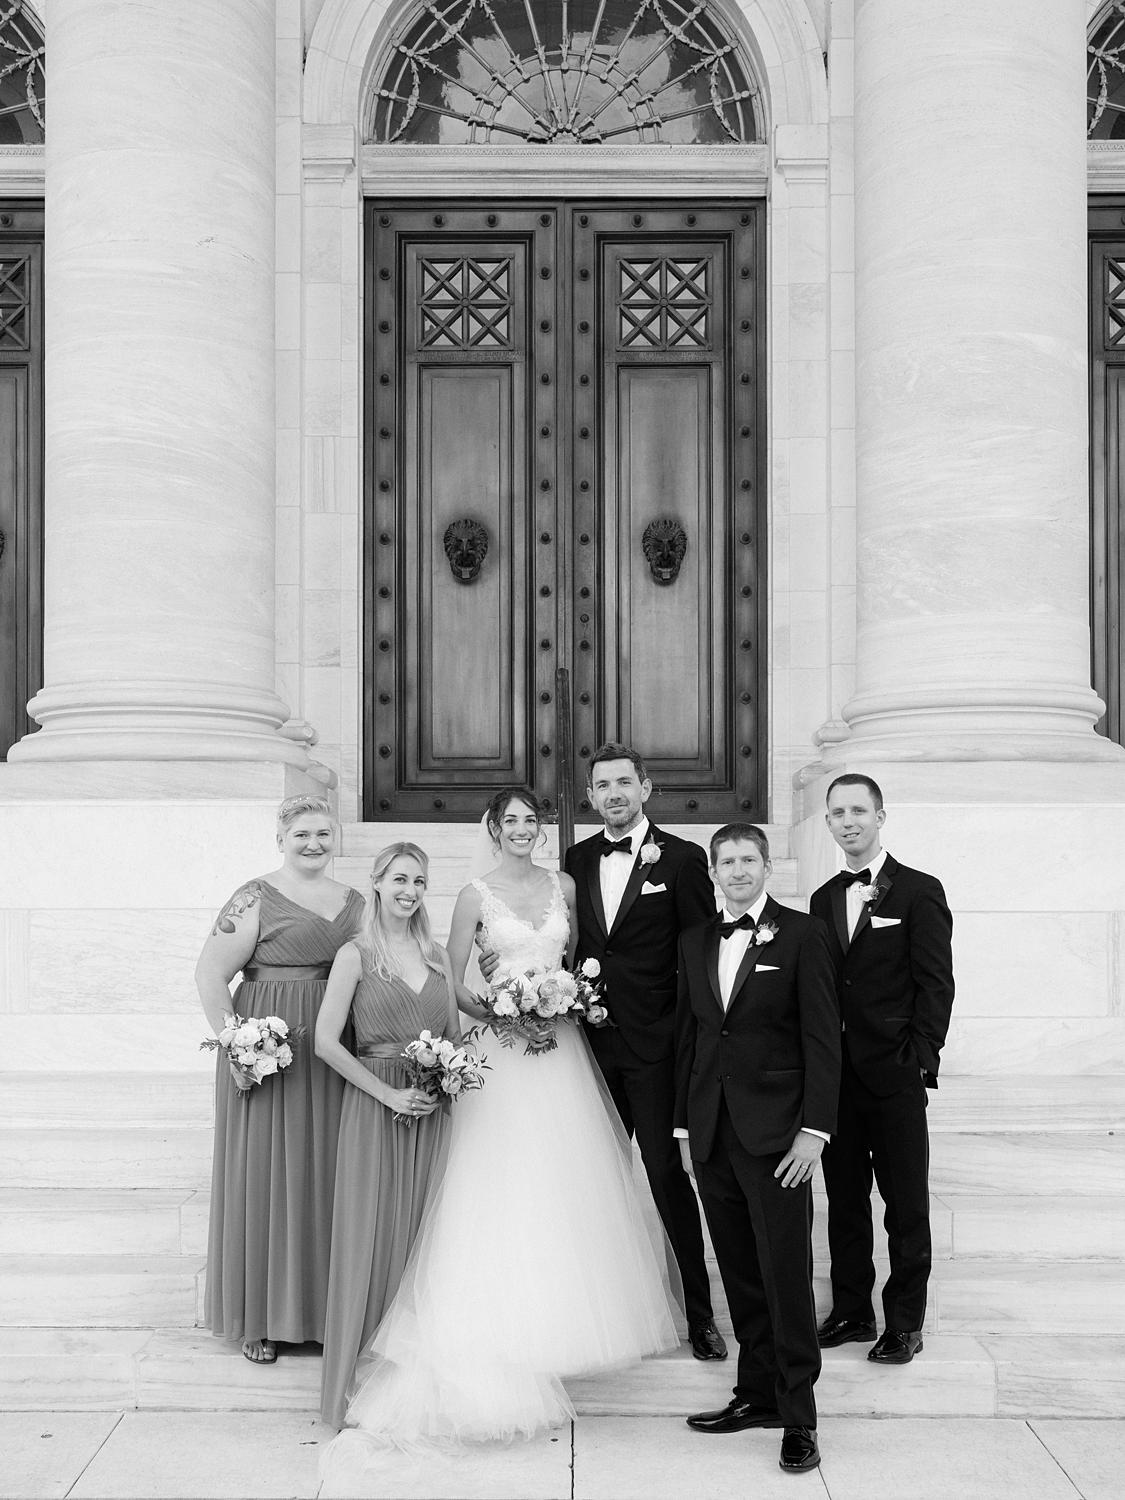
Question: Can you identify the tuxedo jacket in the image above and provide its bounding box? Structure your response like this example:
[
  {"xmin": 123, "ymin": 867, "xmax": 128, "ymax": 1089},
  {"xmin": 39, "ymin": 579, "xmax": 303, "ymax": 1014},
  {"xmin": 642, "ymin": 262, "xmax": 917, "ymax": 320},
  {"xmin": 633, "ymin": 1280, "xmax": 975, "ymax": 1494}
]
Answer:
[
  {"xmin": 809, "ymin": 855, "xmax": 954, "ymax": 1097},
  {"xmin": 563, "ymin": 823, "xmax": 715, "ymax": 1062},
  {"xmin": 673, "ymin": 897, "xmax": 841, "ymax": 1162}
]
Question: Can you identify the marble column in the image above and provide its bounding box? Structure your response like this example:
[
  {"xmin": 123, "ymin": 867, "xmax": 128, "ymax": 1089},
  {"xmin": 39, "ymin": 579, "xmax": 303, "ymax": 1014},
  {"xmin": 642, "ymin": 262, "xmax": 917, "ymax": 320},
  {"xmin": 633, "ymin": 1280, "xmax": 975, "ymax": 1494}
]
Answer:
[
  {"xmin": 10, "ymin": 0, "xmax": 306, "ymax": 765},
  {"xmin": 834, "ymin": 0, "xmax": 1121, "ymax": 763}
]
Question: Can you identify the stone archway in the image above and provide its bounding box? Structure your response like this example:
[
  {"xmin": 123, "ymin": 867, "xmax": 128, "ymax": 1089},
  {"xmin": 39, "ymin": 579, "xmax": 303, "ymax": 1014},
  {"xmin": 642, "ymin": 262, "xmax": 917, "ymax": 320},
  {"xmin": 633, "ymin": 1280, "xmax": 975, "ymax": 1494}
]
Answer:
[{"xmin": 301, "ymin": 0, "xmax": 831, "ymax": 822}]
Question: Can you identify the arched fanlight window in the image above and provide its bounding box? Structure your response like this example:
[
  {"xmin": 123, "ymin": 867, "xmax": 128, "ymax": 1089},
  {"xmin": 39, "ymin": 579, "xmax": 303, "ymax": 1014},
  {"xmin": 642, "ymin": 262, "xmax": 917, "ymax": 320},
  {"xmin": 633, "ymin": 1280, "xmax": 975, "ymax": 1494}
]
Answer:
[
  {"xmin": 0, "ymin": 1, "xmax": 44, "ymax": 145},
  {"xmin": 365, "ymin": 0, "xmax": 762, "ymax": 145},
  {"xmin": 1090, "ymin": 2, "xmax": 1125, "ymax": 138}
]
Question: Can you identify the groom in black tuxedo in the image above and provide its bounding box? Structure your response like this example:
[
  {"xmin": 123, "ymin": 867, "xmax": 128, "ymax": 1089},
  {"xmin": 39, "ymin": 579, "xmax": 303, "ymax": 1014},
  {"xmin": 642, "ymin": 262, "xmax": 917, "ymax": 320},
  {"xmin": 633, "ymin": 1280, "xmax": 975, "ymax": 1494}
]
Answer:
[
  {"xmin": 809, "ymin": 773, "xmax": 955, "ymax": 1365},
  {"xmin": 675, "ymin": 823, "xmax": 839, "ymax": 1474},
  {"xmin": 563, "ymin": 742, "xmax": 726, "ymax": 1360}
]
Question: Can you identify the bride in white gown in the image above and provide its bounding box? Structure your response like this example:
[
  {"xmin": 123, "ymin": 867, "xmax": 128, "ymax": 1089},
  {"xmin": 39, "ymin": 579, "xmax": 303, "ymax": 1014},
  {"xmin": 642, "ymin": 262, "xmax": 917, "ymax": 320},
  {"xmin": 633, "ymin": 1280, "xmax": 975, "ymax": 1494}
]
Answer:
[{"xmin": 321, "ymin": 789, "xmax": 680, "ymax": 1472}]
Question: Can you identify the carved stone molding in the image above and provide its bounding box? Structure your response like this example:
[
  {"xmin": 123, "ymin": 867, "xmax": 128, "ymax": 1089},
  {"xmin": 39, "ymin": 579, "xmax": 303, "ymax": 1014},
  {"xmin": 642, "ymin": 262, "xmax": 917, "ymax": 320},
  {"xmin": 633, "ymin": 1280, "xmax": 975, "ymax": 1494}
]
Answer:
[
  {"xmin": 1088, "ymin": 140, "xmax": 1125, "ymax": 192},
  {"xmin": 361, "ymin": 143, "xmax": 769, "ymax": 198},
  {"xmin": 303, "ymin": 124, "xmax": 357, "ymax": 183},
  {"xmin": 0, "ymin": 145, "xmax": 45, "ymax": 194}
]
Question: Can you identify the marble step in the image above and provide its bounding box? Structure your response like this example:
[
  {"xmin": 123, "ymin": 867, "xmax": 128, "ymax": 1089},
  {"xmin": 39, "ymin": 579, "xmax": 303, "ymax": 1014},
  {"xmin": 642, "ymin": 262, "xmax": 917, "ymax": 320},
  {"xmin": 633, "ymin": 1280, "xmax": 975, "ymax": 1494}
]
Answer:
[
  {"xmin": 5, "ymin": 1117, "xmax": 1116, "ymax": 1195},
  {"xmin": 2, "ymin": 1326, "xmax": 1122, "ymax": 1418},
  {"xmin": 0, "ymin": 1190, "xmax": 208, "ymax": 1259},
  {"xmin": 0, "ymin": 1184, "xmax": 950, "ymax": 1264},
  {"xmin": 1, "ymin": 1253, "xmax": 1119, "ymax": 1337},
  {"xmin": 925, "ymin": 1075, "xmax": 1125, "ymax": 1132},
  {"xmin": 927, "ymin": 1260, "xmax": 1125, "ymax": 1335},
  {"xmin": 926, "ymin": 1131, "xmax": 1124, "ymax": 1195},
  {"xmin": 0, "ymin": 1255, "xmax": 203, "ymax": 1328},
  {"xmin": 4, "ymin": 1073, "xmax": 215, "ymax": 1127},
  {"xmin": 4, "ymin": 1066, "xmax": 1121, "ymax": 1134},
  {"xmin": 8, "ymin": 1184, "xmax": 1118, "ymax": 1265},
  {"xmin": 0, "ymin": 1127, "xmax": 213, "ymax": 1189}
]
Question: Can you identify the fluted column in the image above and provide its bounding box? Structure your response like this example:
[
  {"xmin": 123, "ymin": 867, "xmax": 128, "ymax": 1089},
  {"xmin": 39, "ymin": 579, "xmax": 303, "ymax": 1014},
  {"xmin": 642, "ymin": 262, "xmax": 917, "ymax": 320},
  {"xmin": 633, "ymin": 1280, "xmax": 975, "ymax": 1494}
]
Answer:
[
  {"xmin": 10, "ymin": 0, "xmax": 306, "ymax": 765},
  {"xmin": 836, "ymin": 0, "xmax": 1120, "ymax": 763}
]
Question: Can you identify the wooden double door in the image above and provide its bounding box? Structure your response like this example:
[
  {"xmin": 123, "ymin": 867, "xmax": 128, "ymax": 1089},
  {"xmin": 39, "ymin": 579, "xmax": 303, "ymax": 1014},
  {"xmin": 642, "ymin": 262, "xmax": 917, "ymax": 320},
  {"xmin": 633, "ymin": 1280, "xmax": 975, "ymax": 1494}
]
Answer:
[{"xmin": 363, "ymin": 200, "xmax": 765, "ymax": 820}]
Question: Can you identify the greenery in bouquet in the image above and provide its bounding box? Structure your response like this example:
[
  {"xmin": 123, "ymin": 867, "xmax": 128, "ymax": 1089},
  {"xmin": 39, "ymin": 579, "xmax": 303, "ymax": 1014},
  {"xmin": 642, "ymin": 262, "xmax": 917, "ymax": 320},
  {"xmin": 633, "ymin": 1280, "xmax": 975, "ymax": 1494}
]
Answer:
[
  {"xmin": 481, "ymin": 958, "xmax": 608, "ymax": 1056},
  {"xmin": 200, "ymin": 1012, "xmax": 305, "ymax": 1096},
  {"xmin": 395, "ymin": 1029, "xmax": 489, "ymax": 1125}
]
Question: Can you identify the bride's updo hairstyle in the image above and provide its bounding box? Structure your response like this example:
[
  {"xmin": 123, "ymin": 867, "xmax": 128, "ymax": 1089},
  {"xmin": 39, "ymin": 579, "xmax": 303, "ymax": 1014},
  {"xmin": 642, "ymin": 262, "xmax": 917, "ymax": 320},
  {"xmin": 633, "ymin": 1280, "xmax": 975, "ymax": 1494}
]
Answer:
[
  {"xmin": 275, "ymin": 793, "xmax": 338, "ymax": 849},
  {"xmin": 485, "ymin": 787, "xmax": 544, "ymax": 849},
  {"xmin": 357, "ymin": 840, "xmax": 445, "ymax": 982}
]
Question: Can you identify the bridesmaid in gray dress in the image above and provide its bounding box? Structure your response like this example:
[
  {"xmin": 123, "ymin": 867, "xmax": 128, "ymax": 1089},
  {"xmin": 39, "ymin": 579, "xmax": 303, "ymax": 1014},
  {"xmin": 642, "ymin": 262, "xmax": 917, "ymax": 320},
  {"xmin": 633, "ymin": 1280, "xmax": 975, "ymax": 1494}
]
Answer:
[
  {"xmin": 196, "ymin": 795, "xmax": 364, "ymax": 1365},
  {"xmin": 317, "ymin": 841, "xmax": 465, "ymax": 1429}
]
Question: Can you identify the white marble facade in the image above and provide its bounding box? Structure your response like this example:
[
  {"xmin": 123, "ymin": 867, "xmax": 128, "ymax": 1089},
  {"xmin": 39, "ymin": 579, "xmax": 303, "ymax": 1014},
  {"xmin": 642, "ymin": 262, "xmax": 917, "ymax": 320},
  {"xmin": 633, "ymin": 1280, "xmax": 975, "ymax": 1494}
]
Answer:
[{"xmin": 0, "ymin": 0, "xmax": 1124, "ymax": 1072}]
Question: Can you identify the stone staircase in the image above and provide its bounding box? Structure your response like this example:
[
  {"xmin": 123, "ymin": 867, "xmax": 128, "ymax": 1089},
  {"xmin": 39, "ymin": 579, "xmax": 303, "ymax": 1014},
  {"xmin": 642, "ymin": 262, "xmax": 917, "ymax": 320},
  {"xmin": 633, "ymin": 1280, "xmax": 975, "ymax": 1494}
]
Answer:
[{"xmin": 1, "ymin": 823, "xmax": 1122, "ymax": 1418}]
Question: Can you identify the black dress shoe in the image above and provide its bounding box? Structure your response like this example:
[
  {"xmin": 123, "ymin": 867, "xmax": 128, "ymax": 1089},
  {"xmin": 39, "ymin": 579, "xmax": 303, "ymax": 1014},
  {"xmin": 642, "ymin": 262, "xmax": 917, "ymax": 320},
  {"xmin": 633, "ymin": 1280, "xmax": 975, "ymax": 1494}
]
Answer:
[
  {"xmin": 779, "ymin": 1427, "xmax": 820, "ymax": 1472},
  {"xmin": 686, "ymin": 1398, "xmax": 783, "ymax": 1433},
  {"xmin": 868, "ymin": 1327, "xmax": 923, "ymax": 1363},
  {"xmin": 816, "ymin": 1313, "xmax": 877, "ymax": 1348},
  {"xmin": 687, "ymin": 1319, "xmax": 728, "ymax": 1360}
]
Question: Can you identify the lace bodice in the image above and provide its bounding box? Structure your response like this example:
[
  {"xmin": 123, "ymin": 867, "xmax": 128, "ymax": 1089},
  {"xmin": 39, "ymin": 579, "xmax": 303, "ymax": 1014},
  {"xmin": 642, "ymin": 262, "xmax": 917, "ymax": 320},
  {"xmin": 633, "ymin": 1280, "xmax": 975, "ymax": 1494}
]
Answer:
[{"xmin": 472, "ymin": 873, "xmax": 569, "ymax": 973}]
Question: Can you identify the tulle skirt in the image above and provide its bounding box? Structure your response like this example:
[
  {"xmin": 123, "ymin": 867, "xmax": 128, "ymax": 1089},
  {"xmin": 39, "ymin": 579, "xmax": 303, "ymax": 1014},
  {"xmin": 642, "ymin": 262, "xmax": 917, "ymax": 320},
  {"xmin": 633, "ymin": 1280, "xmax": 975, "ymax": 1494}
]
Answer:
[{"xmin": 319, "ymin": 1021, "xmax": 680, "ymax": 1482}]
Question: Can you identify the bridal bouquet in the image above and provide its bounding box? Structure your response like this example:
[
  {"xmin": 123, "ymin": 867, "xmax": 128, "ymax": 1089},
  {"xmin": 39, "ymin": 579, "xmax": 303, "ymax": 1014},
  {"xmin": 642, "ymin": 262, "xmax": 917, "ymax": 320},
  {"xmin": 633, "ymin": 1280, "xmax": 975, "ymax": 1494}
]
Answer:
[
  {"xmin": 200, "ymin": 1012, "xmax": 304, "ymax": 1096},
  {"xmin": 395, "ymin": 1029, "xmax": 489, "ymax": 1125},
  {"xmin": 482, "ymin": 959, "xmax": 608, "ymax": 1056}
]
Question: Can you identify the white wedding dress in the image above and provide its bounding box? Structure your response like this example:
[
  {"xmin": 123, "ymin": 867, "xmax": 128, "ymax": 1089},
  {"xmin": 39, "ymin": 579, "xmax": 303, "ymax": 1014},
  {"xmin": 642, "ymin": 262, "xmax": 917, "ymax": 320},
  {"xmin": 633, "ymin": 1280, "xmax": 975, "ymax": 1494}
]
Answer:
[{"xmin": 320, "ymin": 873, "xmax": 679, "ymax": 1476}]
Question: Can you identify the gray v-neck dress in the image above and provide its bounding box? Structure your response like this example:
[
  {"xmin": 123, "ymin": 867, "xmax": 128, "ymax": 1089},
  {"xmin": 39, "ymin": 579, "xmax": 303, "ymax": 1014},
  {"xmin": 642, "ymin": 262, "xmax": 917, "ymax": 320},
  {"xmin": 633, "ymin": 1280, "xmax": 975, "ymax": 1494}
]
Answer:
[
  {"xmin": 319, "ymin": 962, "xmax": 452, "ymax": 1428},
  {"xmin": 204, "ymin": 880, "xmax": 364, "ymax": 1344}
]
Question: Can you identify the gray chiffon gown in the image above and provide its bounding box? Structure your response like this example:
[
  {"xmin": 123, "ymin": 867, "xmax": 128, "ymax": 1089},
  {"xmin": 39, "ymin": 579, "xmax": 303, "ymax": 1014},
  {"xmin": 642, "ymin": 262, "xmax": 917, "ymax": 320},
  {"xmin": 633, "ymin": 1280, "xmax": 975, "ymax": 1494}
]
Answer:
[
  {"xmin": 204, "ymin": 880, "xmax": 365, "ymax": 1345},
  {"xmin": 319, "ymin": 962, "xmax": 453, "ymax": 1428}
]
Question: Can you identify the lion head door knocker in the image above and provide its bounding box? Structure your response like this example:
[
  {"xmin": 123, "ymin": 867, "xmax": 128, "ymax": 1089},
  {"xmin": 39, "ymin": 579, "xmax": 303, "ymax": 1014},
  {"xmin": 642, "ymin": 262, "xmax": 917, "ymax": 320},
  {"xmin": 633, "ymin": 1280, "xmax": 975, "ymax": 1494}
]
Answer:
[
  {"xmin": 443, "ymin": 518, "xmax": 489, "ymax": 584},
  {"xmin": 641, "ymin": 518, "xmax": 688, "ymax": 585}
]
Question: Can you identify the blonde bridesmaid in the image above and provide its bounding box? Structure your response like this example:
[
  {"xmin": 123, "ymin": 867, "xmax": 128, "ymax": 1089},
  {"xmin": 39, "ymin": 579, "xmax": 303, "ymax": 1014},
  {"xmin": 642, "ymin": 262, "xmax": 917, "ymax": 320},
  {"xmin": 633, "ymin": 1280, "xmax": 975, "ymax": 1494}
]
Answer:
[{"xmin": 317, "ymin": 842, "xmax": 464, "ymax": 1428}]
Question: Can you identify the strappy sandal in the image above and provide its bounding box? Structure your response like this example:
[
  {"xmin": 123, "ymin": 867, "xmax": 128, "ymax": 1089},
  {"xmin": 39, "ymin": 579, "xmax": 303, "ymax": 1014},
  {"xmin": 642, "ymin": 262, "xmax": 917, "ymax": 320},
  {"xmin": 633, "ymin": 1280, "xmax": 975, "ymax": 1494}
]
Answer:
[{"xmin": 241, "ymin": 1338, "xmax": 278, "ymax": 1364}]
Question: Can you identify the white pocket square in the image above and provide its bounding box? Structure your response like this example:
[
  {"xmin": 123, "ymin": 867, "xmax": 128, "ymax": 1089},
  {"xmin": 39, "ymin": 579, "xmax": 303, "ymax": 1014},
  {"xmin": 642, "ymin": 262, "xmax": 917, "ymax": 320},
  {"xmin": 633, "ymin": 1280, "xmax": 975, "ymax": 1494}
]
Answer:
[
  {"xmin": 641, "ymin": 883, "xmax": 667, "ymax": 894},
  {"xmin": 870, "ymin": 915, "xmax": 901, "ymax": 928},
  {"xmin": 756, "ymin": 963, "xmax": 780, "ymax": 972}
]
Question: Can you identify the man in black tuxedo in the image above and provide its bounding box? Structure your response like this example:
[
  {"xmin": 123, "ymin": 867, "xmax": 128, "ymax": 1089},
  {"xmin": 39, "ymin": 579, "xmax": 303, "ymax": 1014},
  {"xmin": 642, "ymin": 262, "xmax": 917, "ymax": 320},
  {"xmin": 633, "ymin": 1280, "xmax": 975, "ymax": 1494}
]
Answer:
[
  {"xmin": 809, "ymin": 773, "xmax": 955, "ymax": 1365},
  {"xmin": 675, "ymin": 824, "xmax": 839, "ymax": 1474},
  {"xmin": 563, "ymin": 742, "xmax": 726, "ymax": 1360}
]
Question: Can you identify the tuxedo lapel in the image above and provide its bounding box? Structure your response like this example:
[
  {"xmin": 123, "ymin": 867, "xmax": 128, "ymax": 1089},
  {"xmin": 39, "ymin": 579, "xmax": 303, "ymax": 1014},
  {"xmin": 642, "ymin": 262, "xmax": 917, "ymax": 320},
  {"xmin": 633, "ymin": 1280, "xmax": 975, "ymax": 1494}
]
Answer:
[
  {"xmin": 583, "ymin": 842, "xmax": 609, "ymax": 939},
  {"xmin": 830, "ymin": 879, "xmax": 850, "ymax": 953},
  {"xmin": 727, "ymin": 940, "xmax": 763, "ymax": 1007},
  {"xmin": 850, "ymin": 863, "xmax": 894, "ymax": 946},
  {"xmin": 725, "ymin": 897, "xmax": 779, "ymax": 1010},
  {"xmin": 705, "ymin": 923, "xmax": 723, "ymax": 1011},
  {"xmin": 608, "ymin": 823, "xmax": 661, "ymax": 938}
]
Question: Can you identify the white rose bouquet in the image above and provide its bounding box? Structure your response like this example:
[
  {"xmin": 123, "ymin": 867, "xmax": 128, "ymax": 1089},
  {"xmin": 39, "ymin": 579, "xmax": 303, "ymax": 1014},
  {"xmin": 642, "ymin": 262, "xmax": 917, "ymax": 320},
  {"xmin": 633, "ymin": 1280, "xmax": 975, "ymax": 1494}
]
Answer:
[
  {"xmin": 481, "ymin": 958, "xmax": 608, "ymax": 1056},
  {"xmin": 200, "ymin": 1012, "xmax": 303, "ymax": 1096},
  {"xmin": 395, "ymin": 1029, "xmax": 488, "ymax": 1126}
]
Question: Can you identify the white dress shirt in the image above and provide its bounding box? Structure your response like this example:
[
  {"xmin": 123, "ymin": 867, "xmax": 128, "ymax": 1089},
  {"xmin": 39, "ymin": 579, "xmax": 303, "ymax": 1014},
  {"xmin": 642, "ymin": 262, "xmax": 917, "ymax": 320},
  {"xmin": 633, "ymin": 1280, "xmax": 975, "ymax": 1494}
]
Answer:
[
  {"xmin": 846, "ymin": 846, "xmax": 888, "ymax": 938},
  {"xmin": 716, "ymin": 892, "xmax": 769, "ymax": 1009},
  {"xmin": 598, "ymin": 815, "xmax": 650, "ymax": 930}
]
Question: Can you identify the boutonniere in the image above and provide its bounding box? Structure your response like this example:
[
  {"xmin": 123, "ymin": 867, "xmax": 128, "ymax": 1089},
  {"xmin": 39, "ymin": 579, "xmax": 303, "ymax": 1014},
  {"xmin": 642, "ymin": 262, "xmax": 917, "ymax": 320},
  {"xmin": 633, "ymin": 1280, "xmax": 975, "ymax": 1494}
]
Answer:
[
  {"xmin": 639, "ymin": 839, "xmax": 661, "ymax": 867},
  {"xmin": 856, "ymin": 882, "xmax": 879, "ymax": 904},
  {"xmin": 753, "ymin": 920, "xmax": 778, "ymax": 945}
]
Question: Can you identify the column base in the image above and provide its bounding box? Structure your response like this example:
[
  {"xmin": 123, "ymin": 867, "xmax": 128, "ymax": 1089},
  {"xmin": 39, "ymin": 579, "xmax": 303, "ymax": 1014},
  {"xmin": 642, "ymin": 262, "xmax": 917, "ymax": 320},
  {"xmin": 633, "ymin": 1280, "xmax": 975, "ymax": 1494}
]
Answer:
[
  {"xmin": 806, "ymin": 686, "xmax": 1125, "ymax": 777},
  {"xmin": 9, "ymin": 681, "xmax": 312, "ymax": 769},
  {"xmin": 0, "ymin": 759, "xmax": 336, "ymax": 802}
]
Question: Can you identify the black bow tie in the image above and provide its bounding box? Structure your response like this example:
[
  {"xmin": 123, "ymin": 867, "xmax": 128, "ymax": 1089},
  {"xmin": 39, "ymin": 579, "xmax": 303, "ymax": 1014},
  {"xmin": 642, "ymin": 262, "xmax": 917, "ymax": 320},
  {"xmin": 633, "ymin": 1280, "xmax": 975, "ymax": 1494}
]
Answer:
[
  {"xmin": 842, "ymin": 868, "xmax": 872, "ymax": 886},
  {"xmin": 719, "ymin": 913, "xmax": 758, "ymax": 939},
  {"xmin": 597, "ymin": 836, "xmax": 634, "ymax": 858}
]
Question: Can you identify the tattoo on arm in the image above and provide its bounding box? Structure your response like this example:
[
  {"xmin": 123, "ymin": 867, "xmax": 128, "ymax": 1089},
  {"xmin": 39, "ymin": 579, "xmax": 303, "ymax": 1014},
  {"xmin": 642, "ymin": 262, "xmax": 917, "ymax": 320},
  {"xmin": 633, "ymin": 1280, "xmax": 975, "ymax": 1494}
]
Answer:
[{"xmin": 212, "ymin": 882, "xmax": 262, "ymax": 936}]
